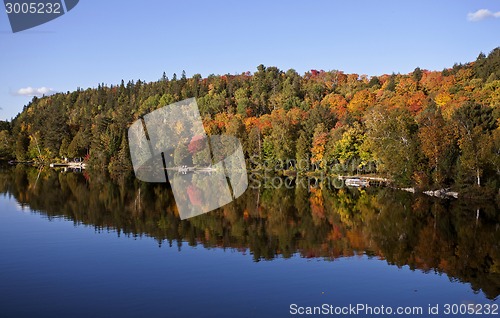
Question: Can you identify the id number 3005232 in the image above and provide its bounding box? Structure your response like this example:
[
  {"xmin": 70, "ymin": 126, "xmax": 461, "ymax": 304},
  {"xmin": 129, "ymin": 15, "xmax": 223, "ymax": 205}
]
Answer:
[{"xmin": 5, "ymin": 2, "xmax": 62, "ymax": 14}]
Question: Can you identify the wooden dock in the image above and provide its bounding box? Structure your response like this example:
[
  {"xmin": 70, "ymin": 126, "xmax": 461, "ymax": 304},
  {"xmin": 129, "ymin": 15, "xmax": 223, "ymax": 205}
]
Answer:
[
  {"xmin": 165, "ymin": 166, "xmax": 218, "ymax": 174},
  {"xmin": 338, "ymin": 176, "xmax": 392, "ymax": 187},
  {"xmin": 50, "ymin": 162, "xmax": 87, "ymax": 169}
]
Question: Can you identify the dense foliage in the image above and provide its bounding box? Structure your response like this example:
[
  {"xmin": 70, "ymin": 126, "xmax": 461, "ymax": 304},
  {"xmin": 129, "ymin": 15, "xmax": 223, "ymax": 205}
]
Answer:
[{"xmin": 2, "ymin": 48, "xmax": 499, "ymax": 189}]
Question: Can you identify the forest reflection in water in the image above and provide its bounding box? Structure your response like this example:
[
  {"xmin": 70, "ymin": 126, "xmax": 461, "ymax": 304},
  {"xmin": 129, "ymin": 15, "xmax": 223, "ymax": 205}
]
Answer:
[{"xmin": 0, "ymin": 165, "xmax": 499, "ymax": 300}]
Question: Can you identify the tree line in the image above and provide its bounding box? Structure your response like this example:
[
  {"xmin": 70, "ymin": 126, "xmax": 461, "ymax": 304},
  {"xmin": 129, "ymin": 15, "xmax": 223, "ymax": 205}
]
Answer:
[{"xmin": 0, "ymin": 48, "xmax": 499, "ymax": 191}]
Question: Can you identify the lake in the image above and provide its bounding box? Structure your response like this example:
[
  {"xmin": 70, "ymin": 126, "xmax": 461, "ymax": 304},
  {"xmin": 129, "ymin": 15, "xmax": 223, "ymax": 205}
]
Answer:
[{"xmin": 0, "ymin": 166, "xmax": 498, "ymax": 317}]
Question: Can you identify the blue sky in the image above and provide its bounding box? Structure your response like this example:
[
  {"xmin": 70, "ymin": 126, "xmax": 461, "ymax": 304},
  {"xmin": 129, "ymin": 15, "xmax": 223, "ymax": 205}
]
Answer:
[{"xmin": 0, "ymin": 0, "xmax": 499, "ymax": 120}]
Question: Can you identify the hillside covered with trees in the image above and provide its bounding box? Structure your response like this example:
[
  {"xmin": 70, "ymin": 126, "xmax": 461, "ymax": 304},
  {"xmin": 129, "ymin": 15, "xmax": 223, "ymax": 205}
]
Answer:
[{"xmin": 0, "ymin": 48, "xmax": 499, "ymax": 191}]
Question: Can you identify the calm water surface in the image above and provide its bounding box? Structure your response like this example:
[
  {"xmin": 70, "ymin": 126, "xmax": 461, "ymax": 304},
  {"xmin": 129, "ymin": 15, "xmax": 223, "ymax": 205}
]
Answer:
[{"xmin": 0, "ymin": 166, "xmax": 498, "ymax": 317}]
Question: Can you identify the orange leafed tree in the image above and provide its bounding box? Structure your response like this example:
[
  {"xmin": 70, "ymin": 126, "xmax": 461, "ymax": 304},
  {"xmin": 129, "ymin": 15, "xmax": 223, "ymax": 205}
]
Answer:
[
  {"xmin": 311, "ymin": 123, "xmax": 328, "ymax": 168},
  {"xmin": 348, "ymin": 89, "xmax": 375, "ymax": 118},
  {"xmin": 321, "ymin": 93, "xmax": 348, "ymax": 121}
]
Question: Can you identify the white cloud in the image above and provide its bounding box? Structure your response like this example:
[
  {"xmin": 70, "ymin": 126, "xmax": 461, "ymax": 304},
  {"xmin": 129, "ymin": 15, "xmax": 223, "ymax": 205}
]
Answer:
[
  {"xmin": 14, "ymin": 86, "xmax": 57, "ymax": 97},
  {"xmin": 467, "ymin": 9, "xmax": 500, "ymax": 22}
]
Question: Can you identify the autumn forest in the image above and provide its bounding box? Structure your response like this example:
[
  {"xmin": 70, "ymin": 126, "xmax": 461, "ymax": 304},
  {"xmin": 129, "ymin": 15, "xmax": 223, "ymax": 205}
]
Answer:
[{"xmin": 0, "ymin": 48, "xmax": 499, "ymax": 196}]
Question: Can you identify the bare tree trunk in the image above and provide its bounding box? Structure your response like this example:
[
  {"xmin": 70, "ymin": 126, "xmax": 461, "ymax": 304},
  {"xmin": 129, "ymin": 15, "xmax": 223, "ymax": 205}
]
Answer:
[
  {"xmin": 258, "ymin": 129, "xmax": 261, "ymax": 157},
  {"xmin": 476, "ymin": 168, "xmax": 481, "ymax": 186},
  {"xmin": 33, "ymin": 135, "xmax": 42, "ymax": 157}
]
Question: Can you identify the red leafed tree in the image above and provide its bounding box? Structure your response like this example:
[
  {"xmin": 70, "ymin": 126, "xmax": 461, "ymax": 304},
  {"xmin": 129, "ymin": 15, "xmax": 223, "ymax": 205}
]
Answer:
[
  {"xmin": 188, "ymin": 134, "xmax": 206, "ymax": 154},
  {"xmin": 187, "ymin": 185, "xmax": 203, "ymax": 206}
]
